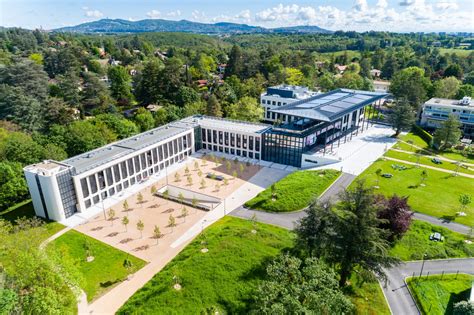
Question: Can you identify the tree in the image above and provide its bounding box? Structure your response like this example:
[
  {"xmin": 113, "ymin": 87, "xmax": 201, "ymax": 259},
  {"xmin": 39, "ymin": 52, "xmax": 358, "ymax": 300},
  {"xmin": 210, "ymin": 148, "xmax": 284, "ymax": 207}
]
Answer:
[
  {"xmin": 62, "ymin": 120, "xmax": 116, "ymax": 156},
  {"xmin": 107, "ymin": 209, "xmax": 116, "ymax": 226},
  {"xmin": 232, "ymin": 170, "xmax": 238, "ymax": 179},
  {"xmin": 153, "ymin": 225, "xmax": 163, "ymax": 244},
  {"xmin": 252, "ymin": 254, "xmax": 354, "ymax": 314},
  {"xmin": 136, "ymin": 220, "xmax": 145, "ymax": 238},
  {"xmin": 134, "ymin": 58, "xmax": 163, "ymax": 105},
  {"xmin": 123, "ymin": 258, "xmax": 133, "ymax": 274},
  {"xmin": 181, "ymin": 206, "xmax": 188, "ymax": 222},
  {"xmin": 420, "ymin": 169, "xmax": 428, "ymax": 185},
  {"xmin": 433, "ymin": 76, "xmax": 461, "ymax": 99},
  {"xmin": 81, "ymin": 72, "xmax": 112, "ymax": 109},
  {"xmin": 92, "ymin": 114, "xmax": 139, "ymax": 139},
  {"xmin": 227, "ymin": 97, "xmax": 263, "ymax": 122},
  {"xmin": 225, "ymin": 45, "xmax": 244, "ymax": 78},
  {"xmin": 335, "ymin": 72, "xmax": 364, "ymax": 89},
  {"xmin": 200, "ymin": 178, "xmax": 207, "ymax": 189},
  {"xmin": 108, "ymin": 65, "xmax": 133, "ymax": 105},
  {"xmin": 163, "ymin": 189, "xmax": 169, "ymax": 201},
  {"xmin": 134, "ymin": 107, "xmax": 154, "ymax": 132},
  {"xmin": 206, "ymin": 94, "xmax": 222, "ymax": 117},
  {"xmin": 192, "ymin": 196, "xmax": 198, "ymax": 209},
  {"xmin": 456, "ymin": 84, "xmax": 474, "ymax": 99},
  {"xmin": 453, "ymin": 300, "xmax": 474, "ymax": 315},
  {"xmin": 175, "ymin": 172, "xmax": 181, "ymax": 182},
  {"xmin": 296, "ymin": 182, "xmax": 398, "ymax": 286},
  {"xmin": 0, "ymin": 161, "xmax": 29, "ymax": 210},
  {"xmin": 150, "ymin": 185, "xmax": 157, "ymax": 196},
  {"xmin": 376, "ymin": 195, "xmax": 413, "ymax": 240},
  {"xmin": 389, "ymin": 67, "xmax": 431, "ymax": 109},
  {"xmin": 44, "ymin": 97, "xmax": 77, "ymax": 127},
  {"xmin": 433, "ymin": 114, "xmax": 462, "ymax": 150},
  {"xmin": 187, "ymin": 176, "xmax": 193, "ymax": 186},
  {"xmin": 122, "ymin": 216, "xmax": 130, "ymax": 232},
  {"xmin": 223, "ymin": 178, "xmax": 229, "ymax": 186},
  {"xmin": 168, "ymin": 214, "xmax": 176, "ymax": 232},
  {"xmin": 123, "ymin": 200, "xmax": 129, "ymax": 212},
  {"xmin": 137, "ymin": 192, "xmax": 144, "ymax": 206},
  {"xmin": 388, "ymin": 99, "xmax": 415, "ymax": 136},
  {"xmin": 178, "ymin": 192, "xmax": 184, "ymax": 204},
  {"xmin": 284, "ymin": 67, "xmax": 304, "ymax": 85},
  {"xmin": 444, "ymin": 64, "xmax": 463, "ymax": 79},
  {"xmin": 1, "ymin": 131, "xmax": 44, "ymax": 165},
  {"xmin": 458, "ymin": 194, "xmax": 472, "ymax": 213},
  {"xmin": 0, "ymin": 85, "xmax": 44, "ymax": 132}
]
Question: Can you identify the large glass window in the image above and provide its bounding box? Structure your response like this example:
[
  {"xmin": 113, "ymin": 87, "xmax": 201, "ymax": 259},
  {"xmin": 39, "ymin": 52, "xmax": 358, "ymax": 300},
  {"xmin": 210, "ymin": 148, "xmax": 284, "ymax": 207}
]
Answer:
[
  {"xmin": 207, "ymin": 129, "xmax": 212, "ymax": 143},
  {"xmin": 218, "ymin": 131, "xmax": 223, "ymax": 145},
  {"xmin": 89, "ymin": 175, "xmax": 97, "ymax": 194},
  {"xmin": 255, "ymin": 137, "xmax": 260, "ymax": 151},
  {"xmin": 113, "ymin": 164, "xmax": 121, "ymax": 181},
  {"xmin": 140, "ymin": 153, "xmax": 147, "ymax": 169},
  {"xmin": 105, "ymin": 168, "xmax": 113, "ymax": 185},
  {"xmin": 128, "ymin": 159, "xmax": 135, "ymax": 175},
  {"xmin": 243, "ymin": 135, "xmax": 247, "ymax": 149},
  {"xmin": 224, "ymin": 132, "xmax": 229, "ymax": 145},
  {"xmin": 152, "ymin": 148, "xmax": 158, "ymax": 164},
  {"xmin": 202, "ymin": 128, "xmax": 207, "ymax": 141},
  {"xmin": 178, "ymin": 137, "xmax": 183, "ymax": 152},
  {"xmin": 230, "ymin": 133, "xmax": 235, "ymax": 146},
  {"xmin": 212, "ymin": 130, "xmax": 217, "ymax": 144},
  {"xmin": 237, "ymin": 134, "xmax": 241, "ymax": 148},
  {"xmin": 80, "ymin": 178, "xmax": 89, "ymax": 198},
  {"xmin": 121, "ymin": 161, "xmax": 128, "ymax": 178},
  {"xmin": 173, "ymin": 139, "xmax": 178, "ymax": 154},
  {"xmin": 134, "ymin": 156, "xmax": 140, "ymax": 172},
  {"xmin": 249, "ymin": 136, "xmax": 254, "ymax": 150},
  {"xmin": 97, "ymin": 171, "xmax": 106, "ymax": 189}
]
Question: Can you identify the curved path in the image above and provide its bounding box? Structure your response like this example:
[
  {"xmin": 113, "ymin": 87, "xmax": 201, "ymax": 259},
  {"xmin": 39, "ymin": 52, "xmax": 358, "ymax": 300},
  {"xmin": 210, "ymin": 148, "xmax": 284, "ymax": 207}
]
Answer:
[
  {"xmin": 383, "ymin": 258, "xmax": 474, "ymax": 315},
  {"xmin": 384, "ymin": 156, "xmax": 474, "ymax": 178}
]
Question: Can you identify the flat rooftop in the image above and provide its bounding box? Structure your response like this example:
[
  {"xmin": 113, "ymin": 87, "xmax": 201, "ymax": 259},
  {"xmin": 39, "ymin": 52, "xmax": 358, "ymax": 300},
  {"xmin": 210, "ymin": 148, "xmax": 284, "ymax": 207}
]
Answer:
[
  {"xmin": 186, "ymin": 115, "xmax": 271, "ymax": 134},
  {"xmin": 63, "ymin": 122, "xmax": 193, "ymax": 175},
  {"xmin": 263, "ymin": 85, "xmax": 318, "ymax": 100},
  {"xmin": 269, "ymin": 89, "xmax": 388, "ymax": 122},
  {"xmin": 425, "ymin": 98, "xmax": 473, "ymax": 107}
]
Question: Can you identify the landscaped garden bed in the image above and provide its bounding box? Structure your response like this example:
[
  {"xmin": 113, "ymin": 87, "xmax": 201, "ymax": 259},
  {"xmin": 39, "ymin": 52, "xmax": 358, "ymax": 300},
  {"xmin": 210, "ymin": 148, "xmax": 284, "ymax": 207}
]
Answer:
[{"xmin": 244, "ymin": 169, "xmax": 341, "ymax": 212}]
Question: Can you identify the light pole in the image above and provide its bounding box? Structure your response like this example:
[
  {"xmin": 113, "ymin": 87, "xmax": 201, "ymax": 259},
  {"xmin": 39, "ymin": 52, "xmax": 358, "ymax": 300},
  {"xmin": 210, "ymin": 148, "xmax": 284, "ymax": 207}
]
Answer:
[
  {"xmin": 165, "ymin": 164, "xmax": 168, "ymax": 185},
  {"xmin": 102, "ymin": 192, "xmax": 106, "ymax": 220},
  {"xmin": 223, "ymin": 198, "xmax": 226, "ymax": 215},
  {"xmin": 419, "ymin": 253, "xmax": 427, "ymax": 278}
]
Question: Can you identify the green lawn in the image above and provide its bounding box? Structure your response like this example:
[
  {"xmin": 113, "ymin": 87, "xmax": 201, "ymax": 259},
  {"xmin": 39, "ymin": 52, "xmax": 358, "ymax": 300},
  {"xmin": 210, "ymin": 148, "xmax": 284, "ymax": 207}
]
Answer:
[
  {"xmin": 384, "ymin": 150, "xmax": 474, "ymax": 175},
  {"xmin": 244, "ymin": 170, "xmax": 341, "ymax": 212},
  {"xmin": 48, "ymin": 230, "xmax": 147, "ymax": 302},
  {"xmin": 353, "ymin": 159, "xmax": 474, "ymax": 226},
  {"xmin": 439, "ymin": 48, "xmax": 473, "ymax": 57},
  {"xmin": 407, "ymin": 274, "xmax": 473, "ymax": 315},
  {"xmin": 0, "ymin": 200, "xmax": 64, "ymax": 242},
  {"xmin": 118, "ymin": 217, "xmax": 295, "ymax": 314},
  {"xmin": 119, "ymin": 217, "xmax": 390, "ymax": 314},
  {"xmin": 396, "ymin": 132, "xmax": 474, "ymax": 163},
  {"xmin": 347, "ymin": 273, "xmax": 391, "ymax": 315},
  {"xmin": 390, "ymin": 220, "xmax": 474, "ymax": 261}
]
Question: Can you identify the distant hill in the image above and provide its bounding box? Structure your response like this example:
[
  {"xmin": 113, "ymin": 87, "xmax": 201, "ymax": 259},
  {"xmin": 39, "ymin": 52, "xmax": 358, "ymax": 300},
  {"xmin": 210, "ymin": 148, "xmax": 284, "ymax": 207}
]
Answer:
[{"xmin": 53, "ymin": 18, "xmax": 332, "ymax": 34}]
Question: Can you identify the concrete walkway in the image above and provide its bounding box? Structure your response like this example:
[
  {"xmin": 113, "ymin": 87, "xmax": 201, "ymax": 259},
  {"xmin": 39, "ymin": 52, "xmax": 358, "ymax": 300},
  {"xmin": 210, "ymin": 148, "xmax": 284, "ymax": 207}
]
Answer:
[
  {"xmin": 384, "ymin": 156, "xmax": 474, "ymax": 178},
  {"xmin": 383, "ymin": 258, "xmax": 474, "ymax": 315},
  {"xmin": 230, "ymin": 173, "xmax": 356, "ymax": 230},
  {"xmin": 392, "ymin": 147, "xmax": 474, "ymax": 169}
]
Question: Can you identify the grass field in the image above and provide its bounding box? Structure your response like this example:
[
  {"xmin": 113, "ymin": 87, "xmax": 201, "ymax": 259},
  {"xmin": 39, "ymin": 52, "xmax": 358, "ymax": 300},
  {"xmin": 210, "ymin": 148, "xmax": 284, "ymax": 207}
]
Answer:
[
  {"xmin": 396, "ymin": 132, "xmax": 474, "ymax": 163},
  {"xmin": 48, "ymin": 230, "xmax": 147, "ymax": 302},
  {"xmin": 439, "ymin": 48, "xmax": 473, "ymax": 57},
  {"xmin": 119, "ymin": 216, "xmax": 390, "ymax": 314},
  {"xmin": 347, "ymin": 274, "xmax": 391, "ymax": 315},
  {"xmin": 0, "ymin": 200, "xmax": 64, "ymax": 242},
  {"xmin": 407, "ymin": 274, "xmax": 473, "ymax": 315},
  {"xmin": 352, "ymin": 159, "xmax": 474, "ymax": 226},
  {"xmin": 244, "ymin": 170, "xmax": 340, "ymax": 212},
  {"xmin": 384, "ymin": 150, "xmax": 474, "ymax": 175},
  {"xmin": 118, "ymin": 217, "xmax": 295, "ymax": 314},
  {"xmin": 390, "ymin": 220, "xmax": 474, "ymax": 261}
]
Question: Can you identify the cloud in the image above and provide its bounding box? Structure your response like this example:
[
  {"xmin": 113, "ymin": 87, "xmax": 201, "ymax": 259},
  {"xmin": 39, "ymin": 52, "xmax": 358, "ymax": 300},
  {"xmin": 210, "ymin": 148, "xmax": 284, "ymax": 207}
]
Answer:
[
  {"xmin": 191, "ymin": 10, "xmax": 206, "ymax": 21},
  {"xmin": 376, "ymin": 0, "xmax": 389, "ymax": 9},
  {"xmin": 167, "ymin": 10, "xmax": 182, "ymax": 18},
  {"xmin": 436, "ymin": 0, "xmax": 459, "ymax": 10},
  {"xmin": 399, "ymin": 0, "xmax": 416, "ymax": 6},
  {"xmin": 354, "ymin": 0, "xmax": 368, "ymax": 12},
  {"xmin": 235, "ymin": 9, "xmax": 251, "ymax": 21},
  {"xmin": 84, "ymin": 9, "xmax": 103, "ymax": 19},
  {"xmin": 146, "ymin": 10, "xmax": 161, "ymax": 19}
]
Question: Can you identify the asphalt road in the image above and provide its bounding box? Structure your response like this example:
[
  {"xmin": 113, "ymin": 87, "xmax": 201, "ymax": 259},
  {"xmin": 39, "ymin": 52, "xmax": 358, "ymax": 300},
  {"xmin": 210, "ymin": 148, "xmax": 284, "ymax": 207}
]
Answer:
[
  {"xmin": 383, "ymin": 258, "xmax": 474, "ymax": 315},
  {"xmin": 230, "ymin": 172, "xmax": 356, "ymax": 230},
  {"xmin": 412, "ymin": 212, "xmax": 471, "ymax": 235}
]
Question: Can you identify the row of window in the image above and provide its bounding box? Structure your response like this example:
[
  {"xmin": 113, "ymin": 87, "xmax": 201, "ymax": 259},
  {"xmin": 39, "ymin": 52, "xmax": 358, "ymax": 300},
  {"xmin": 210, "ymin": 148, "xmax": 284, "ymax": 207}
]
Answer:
[
  {"xmin": 201, "ymin": 143, "xmax": 260, "ymax": 160},
  {"xmin": 261, "ymin": 99, "xmax": 288, "ymax": 106},
  {"xmin": 201, "ymin": 128, "xmax": 261, "ymax": 151},
  {"xmin": 80, "ymin": 133, "xmax": 192, "ymax": 209}
]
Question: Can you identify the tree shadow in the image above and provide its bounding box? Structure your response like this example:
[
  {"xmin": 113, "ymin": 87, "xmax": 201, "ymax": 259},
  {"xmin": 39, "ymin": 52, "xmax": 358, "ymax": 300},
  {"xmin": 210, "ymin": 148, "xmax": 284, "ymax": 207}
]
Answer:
[
  {"xmin": 445, "ymin": 287, "xmax": 471, "ymax": 314},
  {"xmin": 440, "ymin": 215, "xmax": 456, "ymax": 223},
  {"xmin": 162, "ymin": 208, "xmax": 174, "ymax": 214},
  {"xmin": 106, "ymin": 232, "xmax": 119, "ymax": 237},
  {"xmin": 119, "ymin": 238, "xmax": 133, "ymax": 244},
  {"xmin": 100, "ymin": 278, "xmax": 121, "ymax": 288},
  {"xmin": 91, "ymin": 226, "xmax": 104, "ymax": 231},
  {"xmin": 133, "ymin": 244, "xmax": 150, "ymax": 252}
]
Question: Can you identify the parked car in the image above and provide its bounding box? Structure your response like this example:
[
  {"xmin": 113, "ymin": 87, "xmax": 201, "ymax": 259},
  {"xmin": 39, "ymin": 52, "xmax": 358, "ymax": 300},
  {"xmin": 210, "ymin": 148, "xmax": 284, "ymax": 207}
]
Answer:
[
  {"xmin": 431, "ymin": 158, "xmax": 442, "ymax": 164},
  {"xmin": 429, "ymin": 232, "xmax": 444, "ymax": 242},
  {"xmin": 381, "ymin": 173, "xmax": 393, "ymax": 178}
]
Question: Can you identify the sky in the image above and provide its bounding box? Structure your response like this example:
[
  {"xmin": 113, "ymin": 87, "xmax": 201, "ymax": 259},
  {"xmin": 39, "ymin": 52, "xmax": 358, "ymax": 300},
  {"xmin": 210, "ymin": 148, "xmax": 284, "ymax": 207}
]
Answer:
[{"xmin": 0, "ymin": 0, "xmax": 473, "ymax": 32}]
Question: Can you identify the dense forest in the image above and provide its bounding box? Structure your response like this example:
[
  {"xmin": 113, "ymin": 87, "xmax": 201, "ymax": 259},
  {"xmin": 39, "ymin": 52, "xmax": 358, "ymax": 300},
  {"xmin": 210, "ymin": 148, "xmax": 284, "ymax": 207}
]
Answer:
[{"xmin": 0, "ymin": 28, "xmax": 473, "ymax": 211}]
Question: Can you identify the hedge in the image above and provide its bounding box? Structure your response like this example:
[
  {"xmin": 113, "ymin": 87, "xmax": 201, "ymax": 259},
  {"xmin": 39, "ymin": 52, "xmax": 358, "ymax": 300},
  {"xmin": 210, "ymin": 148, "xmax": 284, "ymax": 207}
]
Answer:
[{"xmin": 412, "ymin": 124, "xmax": 433, "ymax": 146}]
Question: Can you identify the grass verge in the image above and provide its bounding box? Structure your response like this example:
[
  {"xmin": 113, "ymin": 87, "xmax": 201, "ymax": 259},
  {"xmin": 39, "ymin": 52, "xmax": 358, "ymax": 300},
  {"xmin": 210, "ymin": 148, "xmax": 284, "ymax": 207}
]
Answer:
[
  {"xmin": 244, "ymin": 169, "xmax": 341, "ymax": 212},
  {"xmin": 407, "ymin": 274, "xmax": 473, "ymax": 315},
  {"xmin": 390, "ymin": 220, "xmax": 474, "ymax": 261},
  {"xmin": 346, "ymin": 273, "xmax": 391, "ymax": 315},
  {"xmin": 48, "ymin": 230, "xmax": 147, "ymax": 302},
  {"xmin": 352, "ymin": 159, "xmax": 474, "ymax": 226}
]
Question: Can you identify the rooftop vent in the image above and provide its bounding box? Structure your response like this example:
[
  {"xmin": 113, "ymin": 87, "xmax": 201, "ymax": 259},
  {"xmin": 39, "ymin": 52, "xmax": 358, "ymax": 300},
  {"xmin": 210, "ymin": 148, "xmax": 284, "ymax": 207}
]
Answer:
[{"xmin": 461, "ymin": 96, "xmax": 471, "ymax": 105}]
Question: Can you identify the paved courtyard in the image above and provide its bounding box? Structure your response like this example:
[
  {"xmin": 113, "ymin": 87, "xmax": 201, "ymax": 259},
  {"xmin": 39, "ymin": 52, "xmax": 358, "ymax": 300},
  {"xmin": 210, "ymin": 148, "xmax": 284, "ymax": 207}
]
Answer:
[
  {"xmin": 311, "ymin": 124, "xmax": 397, "ymax": 175},
  {"xmin": 74, "ymin": 155, "xmax": 262, "ymax": 261}
]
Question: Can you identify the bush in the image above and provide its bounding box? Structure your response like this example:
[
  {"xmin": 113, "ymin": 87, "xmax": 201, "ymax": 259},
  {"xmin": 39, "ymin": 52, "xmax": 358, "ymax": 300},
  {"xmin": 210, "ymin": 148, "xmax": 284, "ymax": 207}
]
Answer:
[{"xmin": 412, "ymin": 125, "xmax": 433, "ymax": 146}]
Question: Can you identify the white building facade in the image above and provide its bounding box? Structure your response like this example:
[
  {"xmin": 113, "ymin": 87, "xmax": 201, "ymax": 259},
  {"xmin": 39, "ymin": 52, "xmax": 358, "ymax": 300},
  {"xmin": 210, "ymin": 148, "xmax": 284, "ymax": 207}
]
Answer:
[
  {"xmin": 260, "ymin": 85, "xmax": 319, "ymax": 123},
  {"xmin": 420, "ymin": 97, "xmax": 474, "ymax": 139}
]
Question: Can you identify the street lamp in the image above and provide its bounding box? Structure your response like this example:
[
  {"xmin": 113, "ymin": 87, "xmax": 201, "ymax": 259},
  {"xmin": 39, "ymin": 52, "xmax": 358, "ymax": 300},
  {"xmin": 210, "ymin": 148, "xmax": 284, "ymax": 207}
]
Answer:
[
  {"xmin": 101, "ymin": 192, "xmax": 107, "ymax": 220},
  {"xmin": 201, "ymin": 219, "xmax": 208, "ymax": 234},
  {"xmin": 419, "ymin": 253, "xmax": 427, "ymax": 278}
]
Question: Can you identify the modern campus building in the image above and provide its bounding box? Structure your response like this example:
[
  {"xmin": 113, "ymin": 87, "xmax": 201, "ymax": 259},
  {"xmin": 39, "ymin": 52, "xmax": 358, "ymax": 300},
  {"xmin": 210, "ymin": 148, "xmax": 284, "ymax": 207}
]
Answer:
[
  {"xmin": 260, "ymin": 85, "xmax": 319, "ymax": 122},
  {"xmin": 24, "ymin": 88, "xmax": 387, "ymax": 222},
  {"xmin": 420, "ymin": 96, "xmax": 474, "ymax": 139}
]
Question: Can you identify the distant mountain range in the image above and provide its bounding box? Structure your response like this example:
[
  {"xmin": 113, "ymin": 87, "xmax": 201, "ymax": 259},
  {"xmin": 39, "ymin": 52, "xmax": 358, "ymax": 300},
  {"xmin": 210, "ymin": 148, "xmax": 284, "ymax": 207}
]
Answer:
[{"xmin": 54, "ymin": 19, "xmax": 332, "ymax": 35}]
